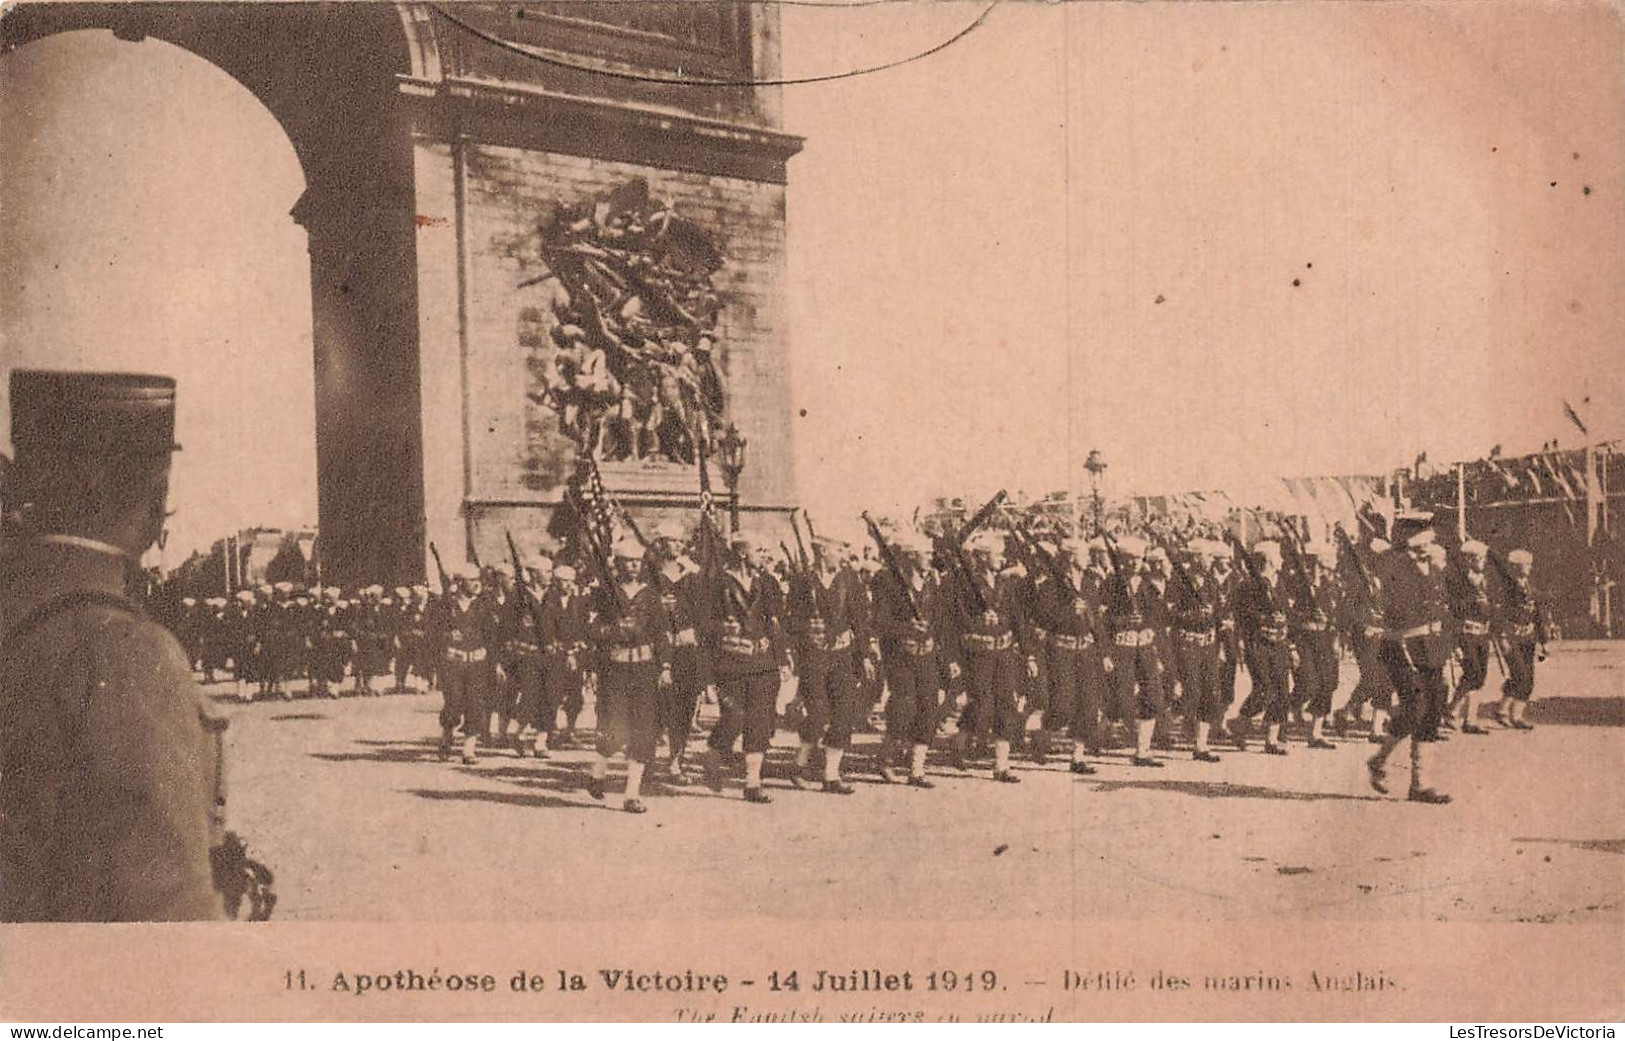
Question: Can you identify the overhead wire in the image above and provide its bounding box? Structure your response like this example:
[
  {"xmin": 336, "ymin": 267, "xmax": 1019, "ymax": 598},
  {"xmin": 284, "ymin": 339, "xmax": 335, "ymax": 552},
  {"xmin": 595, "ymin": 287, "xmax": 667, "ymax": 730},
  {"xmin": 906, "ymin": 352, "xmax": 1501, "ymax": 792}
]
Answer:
[{"xmin": 429, "ymin": 1, "xmax": 1000, "ymax": 88}]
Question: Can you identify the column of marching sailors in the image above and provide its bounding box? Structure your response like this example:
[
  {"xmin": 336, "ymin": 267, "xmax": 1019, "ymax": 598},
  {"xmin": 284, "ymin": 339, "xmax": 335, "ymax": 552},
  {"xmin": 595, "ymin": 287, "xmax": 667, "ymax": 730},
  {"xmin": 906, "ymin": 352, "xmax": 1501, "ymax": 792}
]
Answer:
[{"xmin": 168, "ymin": 513, "xmax": 1550, "ymax": 813}]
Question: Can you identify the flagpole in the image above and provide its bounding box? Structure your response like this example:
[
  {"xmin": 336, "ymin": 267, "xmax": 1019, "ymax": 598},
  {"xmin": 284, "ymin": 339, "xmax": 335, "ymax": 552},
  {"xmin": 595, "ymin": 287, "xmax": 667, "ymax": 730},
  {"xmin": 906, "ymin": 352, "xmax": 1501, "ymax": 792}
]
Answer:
[{"xmin": 1457, "ymin": 462, "xmax": 1467, "ymax": 541}]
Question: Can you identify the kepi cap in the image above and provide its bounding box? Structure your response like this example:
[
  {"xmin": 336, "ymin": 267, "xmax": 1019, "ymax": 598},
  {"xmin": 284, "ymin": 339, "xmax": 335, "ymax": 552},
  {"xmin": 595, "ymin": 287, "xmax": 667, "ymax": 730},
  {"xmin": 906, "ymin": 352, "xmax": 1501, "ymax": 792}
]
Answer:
[{"xmin": 10, "ymin": 369, "xmax": 180, "ymax": 455}]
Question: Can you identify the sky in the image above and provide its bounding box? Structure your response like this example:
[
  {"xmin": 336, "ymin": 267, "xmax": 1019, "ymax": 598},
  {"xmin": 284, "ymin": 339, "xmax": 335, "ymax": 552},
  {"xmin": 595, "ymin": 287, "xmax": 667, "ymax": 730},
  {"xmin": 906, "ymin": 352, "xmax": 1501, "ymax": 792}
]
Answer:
[{"xmin": 2, "ymin": 2, "xmax": 1621, "ymax": 557}]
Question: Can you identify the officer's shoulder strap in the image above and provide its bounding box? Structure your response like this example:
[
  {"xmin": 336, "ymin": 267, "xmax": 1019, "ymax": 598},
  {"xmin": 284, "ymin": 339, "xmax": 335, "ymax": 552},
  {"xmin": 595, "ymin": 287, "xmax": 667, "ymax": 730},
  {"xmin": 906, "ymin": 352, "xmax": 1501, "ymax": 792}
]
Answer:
[{"xmin": 3, "ymin": 588, "xmax": 146, "ymax": 648}]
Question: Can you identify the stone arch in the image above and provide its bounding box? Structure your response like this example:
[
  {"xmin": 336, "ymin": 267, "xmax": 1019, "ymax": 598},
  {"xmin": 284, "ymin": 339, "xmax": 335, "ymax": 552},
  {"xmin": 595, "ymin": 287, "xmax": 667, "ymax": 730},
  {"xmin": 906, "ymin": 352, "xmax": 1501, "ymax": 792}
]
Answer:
[{"xmin": 2, "ymin": 2, "xmax": 434, "ymax": 585}]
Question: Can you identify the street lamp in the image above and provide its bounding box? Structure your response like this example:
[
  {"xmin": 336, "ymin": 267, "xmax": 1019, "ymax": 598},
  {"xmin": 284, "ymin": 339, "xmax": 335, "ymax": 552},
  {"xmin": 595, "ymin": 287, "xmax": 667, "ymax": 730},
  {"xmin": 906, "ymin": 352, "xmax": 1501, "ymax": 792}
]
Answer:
[
  {"xmin": 1084, "ymin": 449, "xmax": 1108, "ymax": 532},
  {"xmin": 717, "ymin": 422, "xmax": 748, "ymax": 533}
]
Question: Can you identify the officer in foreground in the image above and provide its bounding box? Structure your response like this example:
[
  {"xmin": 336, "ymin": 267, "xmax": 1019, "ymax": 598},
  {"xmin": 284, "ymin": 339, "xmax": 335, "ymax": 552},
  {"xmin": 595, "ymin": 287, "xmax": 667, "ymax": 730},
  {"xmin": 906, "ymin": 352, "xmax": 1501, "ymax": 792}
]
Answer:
[{"xmin": 1, "ymin": 369, "xmax": 223, "ymax": 921}]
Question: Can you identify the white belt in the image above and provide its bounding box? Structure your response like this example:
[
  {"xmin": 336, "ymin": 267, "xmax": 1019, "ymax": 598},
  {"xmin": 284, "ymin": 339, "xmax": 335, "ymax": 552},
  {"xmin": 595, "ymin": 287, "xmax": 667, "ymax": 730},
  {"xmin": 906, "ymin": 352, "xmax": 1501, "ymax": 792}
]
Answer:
[
  {"xmin": 1113, "ymin": 629, "xmax": 1155, "ymax": 648},
  {"xmin": 722, "ymin": 635, "xmax": 772, "ymax": 656},
  {"xmin": 1460, "ymin": 620, "xmax": 1490, "ymax": 637},
  {"xmin": 1179, "ymin": 630, "xmax": 1216, "ymax": 647},
  {"xmin": 965, "ymin": 632, "xmax": 1015, "ymax": 652},
  {"xmin": 671, "ymin": 628, "xmax": 699, "ymax": 646},
  {"xmin": 808, "ymin": 630, "xmax": 853, "ymax": 651},
  {"xmin": 608, "ymin": 645, "xmax": 655, "ymax": 664},
  {"xmin": 1389, "ymin": 621, "xmax": 1443, "ymax": 640},
  {"xmin": 1051, "ymin": 632, "xmax": 1094, "ymax": 652},
  {"xmin": 445, "ymin": 647, "xmax": 487, "ymax": 663}
]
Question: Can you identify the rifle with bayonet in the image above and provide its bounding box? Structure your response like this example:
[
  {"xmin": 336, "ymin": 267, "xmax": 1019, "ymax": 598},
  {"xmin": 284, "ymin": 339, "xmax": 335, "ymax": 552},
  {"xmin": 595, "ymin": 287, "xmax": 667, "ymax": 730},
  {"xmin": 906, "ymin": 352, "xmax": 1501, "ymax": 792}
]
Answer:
[
  {"xmin": 1332, "ymin": 523, "xmax": 1377, "ymax": 599},
  {"xmin": 506, "ymin": 529, "xmax": 535, "ymax": 611},
  {"xmin": 801, "ymin": 509, "xmax": 827, "ymax": 572},
  {"xmin": 1012, "ymin": 520, "xmax": 1079, "ymax": 603},
  {"xmin": 789, "ymin": 509, "xmax": 814, "ymax": 574},
  {"xmin": 429, "ymin": 541, "xmax": 452, "ymax": 595},
  {"xmin": 862, "ymin": 511, "xmax": 920, "ymax": 621},
  {"xmin": 941, "ymin": 490, "xmax": 1009, "ymax": 614}
]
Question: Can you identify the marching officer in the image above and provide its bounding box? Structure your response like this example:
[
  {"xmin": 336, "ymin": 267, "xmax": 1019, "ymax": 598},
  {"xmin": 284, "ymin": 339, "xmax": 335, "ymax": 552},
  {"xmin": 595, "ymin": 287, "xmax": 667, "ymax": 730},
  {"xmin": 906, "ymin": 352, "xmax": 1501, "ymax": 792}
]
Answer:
[
  {"xmin": 1030, "ymin": 538, "xmax": 1106, "ymax": 774},
  {"xmin": 503, "ymin": 561, "xmax": 551, "ymax": 756},
  {"xmin": 1290, "ymin": 542, "xmax": 1342, "ymax": 751},
  {"xmin": 1100, "ymin": 535, "xmax": 1169, "ymax": 767},
  {"xmin": 1230, "ymin": 540, "xmax": 1295, "ymax": 755},
  {"xmin": 783, "ymin": 532, "xmax": 868, "ymax": 794},
  {"xmin": 431, "ymin": 568, "xmax": 494, "ymax": 764},
  {"xmin": 585, "ymin": 538, "xmax": 673, "ymax": 813},
  {"xmin": 1337, "ymin": 537, "xmax": 1396, "ymax": 740},
  {"xmin": 1169, "ymin": 540, "xmax": 1227, "ymax": 762},
  {"xmin": 1366, "ymin": 514, "xmax": 1453, "ymax": 804},
  {"xmin": 870, "ymin": 529, "xmax": 950, "ymax": 786},
  {"xmin": 2, "ymin": 369, "xmax": 221, "ymax": 921},
  {"xmin": 538, "ymin": 563, "xmax": 590, "ymax": 747},
  {"xmin": 703, "ymin": 531, "xmax": 788, "ymax": 804},
  {"xmin": 650, "ymin": 520, "xmax": 713, "ymax": 785},
  {"xmin": 950, "ymin": 530, "xmax": 1033, "ymax": 783}
]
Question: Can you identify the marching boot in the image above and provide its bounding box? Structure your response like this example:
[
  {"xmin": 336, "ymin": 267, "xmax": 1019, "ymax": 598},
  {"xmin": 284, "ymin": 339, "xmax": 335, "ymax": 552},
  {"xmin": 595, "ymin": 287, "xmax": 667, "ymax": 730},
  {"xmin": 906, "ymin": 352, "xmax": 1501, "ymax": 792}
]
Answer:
[
  {"xmin": 623, "ymin": 760, "xmax": 647, "ymax": 813},
  {"xmin": 877, "ymin": 737, "xmax": 904, "ymax": 784},
  {"xmin": 1030, "ymin": 728, "xmax": 1051, "ymax": 764},
  {"xmin": 1193, "ymin": 722, "xmax": 1221, "ymax": 763},
  {"xmin": 1459, "ymin": 692, "xmax": 1488, "ymax": 734},
  {"xmin": 743, "ymin": 751, "xmax": 768, "ymax": 801},
  {"xmin": 438, "ymin": 726, "xmax": 456, "ymax": 762},
  {"xmin": 586, "ymin": 756, "xmax": 608, "ymax": 801},
  {"xmin": 1131, "ymin": 719, "xmax": 1164, "ymax": 768},
  {"xmin": 1406, "ymin": 739, "xmax": 1450, "ymax": 804},
  {"xmin": 822, "ymin": 748, "xmax": 855, "ymax": 794},
  {"xmin": 1307, "ymin": 716, "xmax": 1336, "ymax": 750},
  {"xmin": 992, "ymin": 739, "xmax": 1021, "ymax": 783},
  {"xmin": 1264, "ymin": 722, "xmax": 1288, "ymax": 755},
  {"xmin": 792, "ymin": 741, "xmax": 818, "ymax": 790},
  {"xmin": 460, "ymin": 733, "xmax": 479, "ymax": 766},
  {"xmin": 1229, "ymin": 716, "xmax": 1250, "ymax": 752},
  {"xmin": 1070, "ymin": 739, "xmax": 1098, "ymax": 775},
  {"xmin": 907, "ymin": 743, "xmax": 935, "ymax": 788},
  {"xmin": 1510, "ymin": 699, "xmax": 1534, "ymax": 730}
]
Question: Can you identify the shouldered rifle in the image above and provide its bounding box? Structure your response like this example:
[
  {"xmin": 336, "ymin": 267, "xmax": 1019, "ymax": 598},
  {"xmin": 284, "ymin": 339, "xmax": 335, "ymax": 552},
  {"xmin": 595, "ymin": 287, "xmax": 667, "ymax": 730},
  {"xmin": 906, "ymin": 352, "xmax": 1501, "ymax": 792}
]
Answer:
[
  {"xmin": 862, "ymin": 511, "xmax": 920, "ymax": 621},
  {"xmin": 1152, "ymin": 532, "xmax": 1202, "ymax": 602},
  {"xmin": 1333, "ymin": 523, "xmax": 1378, "ymax": 599},
  {"xmin": 506, "ymin": 529, "xmax": 534, "ymax": 611},
  {"xmin": 1223, "ymin": 529, "xmax": 1263, "ymax": 585},
  {"xmin": 802, "ymin": 510, "xmax": 827, "ymax": 571},
  {"xmin": 1014, "ymin": 521, "xmax": 1079, "ymax": 603},
  {"xmin": 429, "ymin": 541, "xmax": 452, "ymax": 595},
  {"xmin": 960, "ymin": 489, "xmax": 1009, "ymax": 546},
  {"xmin": 1273, "ymin": 520, "xmax": 1316, "ymax": 603},
  {"xmin": 789, "ymin": 510, "xmax": 814, "ymax": 573},
  {"xmin": 1098, "ymin": 528, "xmax": 1129, "ymax": 586}
]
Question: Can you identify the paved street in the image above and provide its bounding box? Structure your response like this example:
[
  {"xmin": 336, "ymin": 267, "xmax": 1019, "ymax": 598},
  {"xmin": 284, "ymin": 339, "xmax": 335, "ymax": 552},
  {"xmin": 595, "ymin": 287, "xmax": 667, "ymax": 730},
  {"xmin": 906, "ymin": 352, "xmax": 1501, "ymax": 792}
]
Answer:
[{"xmin": 215, "ymin": 643, "xmax": 1624, "ymax": 923}]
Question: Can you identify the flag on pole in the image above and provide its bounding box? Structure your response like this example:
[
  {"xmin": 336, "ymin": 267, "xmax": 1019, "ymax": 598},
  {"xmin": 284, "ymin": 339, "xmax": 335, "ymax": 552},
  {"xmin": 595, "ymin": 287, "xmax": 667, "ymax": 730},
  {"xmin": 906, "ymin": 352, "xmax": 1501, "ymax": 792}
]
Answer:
[{"xmin": 1563, "ymin": 399, "xmax": 1589, "ymax": 436}]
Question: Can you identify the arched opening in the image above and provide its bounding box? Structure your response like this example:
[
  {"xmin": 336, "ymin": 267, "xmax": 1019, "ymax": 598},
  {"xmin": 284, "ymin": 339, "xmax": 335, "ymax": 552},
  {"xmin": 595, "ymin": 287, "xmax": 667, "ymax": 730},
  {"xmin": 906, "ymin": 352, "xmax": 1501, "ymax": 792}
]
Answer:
[
  {"xmin": 2, "ymin": 7, "xmax": 430, "ymax": 586},
  {"xmin": 1, "ymin": 29, "xmax": 318, "ymax": 574}
]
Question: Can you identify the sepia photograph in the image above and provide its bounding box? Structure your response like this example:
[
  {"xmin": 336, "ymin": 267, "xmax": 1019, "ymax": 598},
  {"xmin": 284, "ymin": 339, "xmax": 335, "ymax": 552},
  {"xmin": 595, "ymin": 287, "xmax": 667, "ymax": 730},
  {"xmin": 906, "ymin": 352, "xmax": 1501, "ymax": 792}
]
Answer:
[{"xmin": 1, "ymin": 0, "xmax": 1621, "ymax": 1025}]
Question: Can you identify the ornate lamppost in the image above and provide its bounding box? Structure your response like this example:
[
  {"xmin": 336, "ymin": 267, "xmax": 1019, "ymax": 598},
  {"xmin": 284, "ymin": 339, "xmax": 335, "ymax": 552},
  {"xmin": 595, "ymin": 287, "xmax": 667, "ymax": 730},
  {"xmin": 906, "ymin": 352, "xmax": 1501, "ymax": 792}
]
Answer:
[
  {"xmin": 718, "ymin": 422, "xmax": 748, "ymax": 534},
  {"xmin": 1084, "ymin": 449, "xmax": 1108, "ymax": 533}
]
